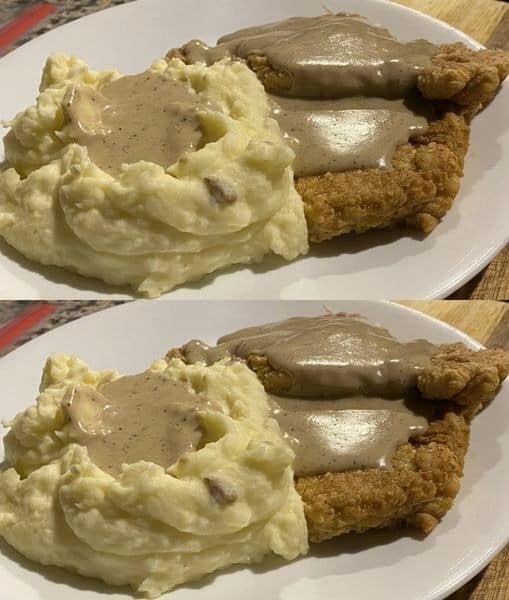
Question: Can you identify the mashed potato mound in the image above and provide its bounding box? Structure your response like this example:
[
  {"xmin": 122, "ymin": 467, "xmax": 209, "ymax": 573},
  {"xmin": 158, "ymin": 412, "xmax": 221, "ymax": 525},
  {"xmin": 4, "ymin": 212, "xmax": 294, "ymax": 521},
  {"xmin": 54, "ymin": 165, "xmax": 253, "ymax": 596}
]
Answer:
[
  {"xmin": 0, "ymin": 354, "xmax": 308, "ymax": 597},
  {"xmin": 0, "ymin": 54, "xmax": 308, "ymax": 297}
]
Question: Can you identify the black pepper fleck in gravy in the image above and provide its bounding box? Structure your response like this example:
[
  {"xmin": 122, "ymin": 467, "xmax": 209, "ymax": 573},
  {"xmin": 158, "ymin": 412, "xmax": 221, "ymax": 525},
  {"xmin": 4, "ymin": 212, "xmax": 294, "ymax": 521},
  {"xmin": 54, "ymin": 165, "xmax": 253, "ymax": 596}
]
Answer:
[
  {"xmin": 180, "ymin": 314, "xmax": 437, "ymax": 477},
  {"xmin": 63, "ymin": 71, "xmax": 219, "ymax": 176},
  {"xmin": 62, "ymin": 372, "xmax": 217, "ymax": 475},
  {"xmin": 179, "ymin": 14, "xmax": 439, "ymax": 176}
]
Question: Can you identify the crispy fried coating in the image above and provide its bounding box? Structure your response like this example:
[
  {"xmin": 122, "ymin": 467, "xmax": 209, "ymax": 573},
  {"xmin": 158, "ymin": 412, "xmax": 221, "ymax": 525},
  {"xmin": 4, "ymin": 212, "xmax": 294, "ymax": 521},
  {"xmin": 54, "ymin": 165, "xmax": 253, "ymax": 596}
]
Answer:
[
  {"xmin": 418, "ymin": 43, "xmax": 509, "ymax": 119},
  {"xmin": 166, "ymin": 48, "xmax": 186, "ymax": 62},
  {"xmin": 245, "ymin": 343, "xmax": 508, "ymax": 540},
  {"xmin": 243, "ymin": 43, "xmax": 509, "ymax": 121},
  {"xmin": 296, "ymin": 112, "xmax": 469, "ymax": 243},
  {"xmin": 246, "ymin": 43, "xmax": 508, "ymax": 242},
  {"xmin": 417, "ymin": 343, "xmax": 509, "ymax": 421},
  {"xmin": 166, "ymin": 347, "xmax": 185, "ymax": 361},
  {"xmin": 167, "ymin": 41, "xmax": 508, "ymax": 243},
  {"xmin": 297, "ymin": 411, "xmax": 469, "ymax": 542},
  {"xmin": 168, "ymin": 340, "xmax": 508, "ymax": 542},
  {"xmin": 250, "ymin": 344, "xmax": 507, "ymax": 541},
  {"xmin": 246, "ymin": 343, "xmax": 509, "ymax": 410}
]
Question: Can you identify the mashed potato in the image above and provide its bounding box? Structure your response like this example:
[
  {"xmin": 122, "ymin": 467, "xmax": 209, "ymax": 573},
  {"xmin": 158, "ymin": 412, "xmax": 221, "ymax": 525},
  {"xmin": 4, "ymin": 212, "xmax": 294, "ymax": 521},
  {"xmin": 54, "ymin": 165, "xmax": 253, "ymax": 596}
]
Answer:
[
  {"xmin": 0, "ymin": 54, "xmax": 308, "ymax": 297},
  {"xmin": 0, "ymin": 354, "xmax": 308, "ymax": 597}
]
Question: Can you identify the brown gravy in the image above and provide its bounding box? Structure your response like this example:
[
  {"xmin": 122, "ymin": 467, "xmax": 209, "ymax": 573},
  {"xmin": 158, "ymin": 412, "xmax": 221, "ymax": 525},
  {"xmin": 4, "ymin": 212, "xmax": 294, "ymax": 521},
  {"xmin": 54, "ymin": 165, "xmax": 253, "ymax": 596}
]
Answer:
[
  {"xmin": 181, "ymin": 314, "xmax": 436, "ymax": 477},
  {"xmin": 63, "ymin": 71, "xmax": 217, "ymax": 176},
  {"xmin": 269, "ymin": 394, "xmax": 429, "ymax": 476},
  {"xmin": 181, "ymin": 314, "xmax": 437, "ymax": 398},
  {"xmin": 182, "ymin": 14, "xmax": 437, "ymax": 98},
  {"xmin": 62, "ymin": 372, "xmax": 216, "ymax": 475},
  {"xmin": 270, "ymin": 95, "xmax": 430, "ymax": 176},
  {"xmin": 179, "ymin": 14, "xmax": 438, "ymax": 176}
]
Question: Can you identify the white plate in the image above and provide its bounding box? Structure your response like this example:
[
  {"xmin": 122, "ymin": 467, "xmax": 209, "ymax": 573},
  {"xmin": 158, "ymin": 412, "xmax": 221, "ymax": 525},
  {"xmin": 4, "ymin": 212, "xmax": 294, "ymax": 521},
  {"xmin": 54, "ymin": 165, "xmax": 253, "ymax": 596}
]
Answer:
[
  {"xmin": 0, "ymin": 0, "xmax": 508, "ymax": 299},
  {"xmin": 0, "ymin": 300, "xmax": 508, "ymax": 600}
]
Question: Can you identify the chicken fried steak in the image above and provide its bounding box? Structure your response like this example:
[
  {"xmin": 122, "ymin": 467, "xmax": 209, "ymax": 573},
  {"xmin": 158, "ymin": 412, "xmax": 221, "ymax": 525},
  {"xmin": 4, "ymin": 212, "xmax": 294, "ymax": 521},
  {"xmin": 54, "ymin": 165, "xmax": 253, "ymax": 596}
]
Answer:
[
  {"xmin": 168, "ymin": 14, "xmax": 509, "ymax": 243},
  {"xmin": 169, "ymin": 314, "xmax": 509, "ymax": 543}
]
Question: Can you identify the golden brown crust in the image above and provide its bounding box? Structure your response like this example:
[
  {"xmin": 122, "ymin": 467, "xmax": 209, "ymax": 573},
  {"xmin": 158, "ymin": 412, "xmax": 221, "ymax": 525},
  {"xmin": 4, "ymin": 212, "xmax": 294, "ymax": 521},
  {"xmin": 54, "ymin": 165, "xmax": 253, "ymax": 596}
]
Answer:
[
  {"xmin": 245, "ymin": 354, "xmax": 294, "ymax": 394},
  {"xmin": 246, "ymin": 54, "xmax": 294, "ymax": 94},
  {"xmin": 165, "ymin": 347, "xmax": 186, "ymax": 361},
  {"xmin": 418, "ymin": 43, "xmax": 509, "ymax": 120},
  {"xmin": 166, "ymin": 48, "xmax": 187, "ymax": 62},
  {"xmin": 417, "ymin": 343, "xmax": 509, "ymax": 421},
  {"xmin": 296, "ymin": 112, "xmax": 469, "ymax": 243},
  {"xmin": 247, "ymin": 342, "xmax": 509, "ymax": 414},
  {"xmin": 239, "ymin": 343, "xmax": 507, "ymax": 541},
  {"xmin": 297, "ymin": 411, "xmax": 469, "ymax": 542},
  {"xmin": 167, "ymin": 41, "xmax": 508, "ymax": 243},
  {"xmin": 169, "ymin": 339, "xmax": 508, "ymax": 542},
  {"xmin": 248, "ymin": 344, "xmax": 507, "ymax": 541},
  {"xmin": 244, "ymin": 43, "xmax": 509, "ymax": 121}
]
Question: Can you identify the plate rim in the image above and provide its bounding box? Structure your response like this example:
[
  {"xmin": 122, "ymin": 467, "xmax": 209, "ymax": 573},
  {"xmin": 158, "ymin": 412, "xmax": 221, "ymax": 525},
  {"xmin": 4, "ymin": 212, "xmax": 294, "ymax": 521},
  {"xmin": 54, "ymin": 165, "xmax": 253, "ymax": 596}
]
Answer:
[{"xmin": 0, "ymin": 0, "xmax": 485, "ymax": 63}]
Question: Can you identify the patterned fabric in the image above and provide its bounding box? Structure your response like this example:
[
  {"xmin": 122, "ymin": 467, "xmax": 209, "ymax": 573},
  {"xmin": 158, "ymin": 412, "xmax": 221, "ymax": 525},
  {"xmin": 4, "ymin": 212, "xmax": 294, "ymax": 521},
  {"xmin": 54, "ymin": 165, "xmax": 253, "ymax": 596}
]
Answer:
[
  {"xmin": 0, "ymin": 301, "xmax": 126, "ymax": 357},
  {"xmin": 0, "ymin": 4, "xmax": 129, "ymax": 352},
  {"xmin": 0, "ymin": 1, "xmax": 135, "ymax": 54}
]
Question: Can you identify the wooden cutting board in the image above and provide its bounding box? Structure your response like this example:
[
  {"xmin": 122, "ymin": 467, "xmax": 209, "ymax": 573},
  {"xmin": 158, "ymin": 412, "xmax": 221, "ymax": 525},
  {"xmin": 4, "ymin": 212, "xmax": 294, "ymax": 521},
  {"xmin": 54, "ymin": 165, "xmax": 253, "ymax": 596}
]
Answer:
[
  {"xmin": 393, "ymin": 0, "xmax": 509, "ymax": 301},
  {"xmin": 397, "ymin": 300, "xmax": 509, "ymax": 347},
  {"xmin": 394, "ymin": 0, "xmax": 508, "ymax": 44},
  {"xmin": 397, "ymin": 300, "xmax": 509, "ymax": 600}
]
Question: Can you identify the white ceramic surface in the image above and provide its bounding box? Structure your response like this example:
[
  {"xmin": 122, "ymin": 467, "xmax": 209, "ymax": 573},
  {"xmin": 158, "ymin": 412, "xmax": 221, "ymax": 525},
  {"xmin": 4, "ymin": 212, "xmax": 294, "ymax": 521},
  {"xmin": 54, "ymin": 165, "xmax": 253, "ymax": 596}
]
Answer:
[
  {"xmin": 0, "ymin": 300, "xmax": 508, "ymax": 600},
  {"xmin": 0, "ymin": 0, "xmax": 508, "ymax": 299}
]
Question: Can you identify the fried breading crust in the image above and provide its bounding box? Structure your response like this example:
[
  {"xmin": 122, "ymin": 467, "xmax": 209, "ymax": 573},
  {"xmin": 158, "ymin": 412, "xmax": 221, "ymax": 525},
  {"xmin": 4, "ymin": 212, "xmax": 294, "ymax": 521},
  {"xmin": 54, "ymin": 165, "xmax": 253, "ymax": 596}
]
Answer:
[
  {"xmin": 417, "ymin": 343, "xmax": 509, "ymax": 421},
  {"xmin": 296, "ymin": 112, "xmax": 469, "ymax": 243},
  {"xmin": 245, "ymin": 343, "xmax": 509, "ymax": 418},
  {"xmin": 168, "ymin": 342, "xmax": 508, "ymax": 542},
  {"xmin": 297, "ymin": 411, "xmax": 469, "ymax": 542},
  {"xmin": 167, "ymin": 41, "xmax": 508, "ymax": 244},
  {"xmin": 245, "ymin": 344, "xmax": 507, "ymax": 540},
  {"xmin": 418, "ymin": 43, "xmax": 509, "ymax": 119},
  {"xmin": 250, "ymin": 43, "xmax": 507, "ymax": 242},
  {"xmin": 243, "ymin": 43, "xmax": 509, "ymax": 121}
]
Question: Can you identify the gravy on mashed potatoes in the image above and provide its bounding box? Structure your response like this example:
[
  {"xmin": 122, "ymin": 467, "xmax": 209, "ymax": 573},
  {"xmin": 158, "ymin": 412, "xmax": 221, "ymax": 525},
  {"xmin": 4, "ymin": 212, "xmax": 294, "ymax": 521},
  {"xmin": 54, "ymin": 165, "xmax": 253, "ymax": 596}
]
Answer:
[
  {"xmin": 63, "ymin": 71, "xmax": 219, "ymax": 177},
  {"xmin": 0, "ymin": 54, "xmax": 308, "ymax": 297},
  {"xmin": 0, "ymin": 354, "xmax": 308, "ymax": 597},
  {"xmin": 62, "ymin": 373, "xmax": 217, "ymax": 475}
]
